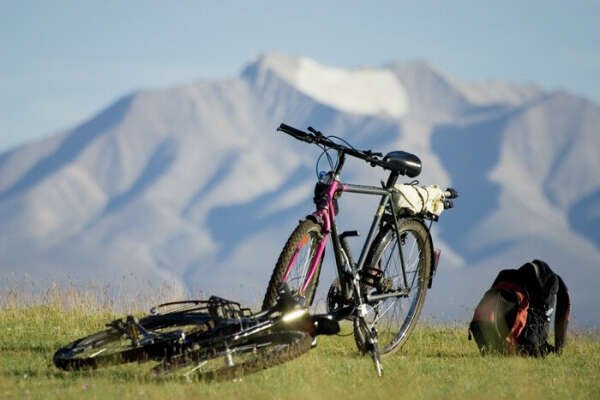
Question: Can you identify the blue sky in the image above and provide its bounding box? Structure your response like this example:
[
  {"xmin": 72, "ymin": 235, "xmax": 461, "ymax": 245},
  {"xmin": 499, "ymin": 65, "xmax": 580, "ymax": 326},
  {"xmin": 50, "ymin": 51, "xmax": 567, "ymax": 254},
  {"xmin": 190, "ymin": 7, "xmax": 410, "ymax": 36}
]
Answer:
[{"xmin": 1, "ymin": 1, "xmax": 599, "ymax": 152}]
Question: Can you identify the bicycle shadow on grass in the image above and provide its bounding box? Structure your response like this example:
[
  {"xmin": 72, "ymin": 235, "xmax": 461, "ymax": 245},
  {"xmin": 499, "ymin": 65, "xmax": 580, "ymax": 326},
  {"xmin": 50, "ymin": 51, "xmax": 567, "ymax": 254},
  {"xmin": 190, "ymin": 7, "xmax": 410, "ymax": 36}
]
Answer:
[
  {"xmin": 419, "ymin": 350, "xmax": 480, "ymax": 359},
  {"xmin": 2, "ymin": 367, "xmax": 165, "ymax": 384},
  {"xmin": 1, "ymin": 344, "xmax": 55, "ymax": 353}
]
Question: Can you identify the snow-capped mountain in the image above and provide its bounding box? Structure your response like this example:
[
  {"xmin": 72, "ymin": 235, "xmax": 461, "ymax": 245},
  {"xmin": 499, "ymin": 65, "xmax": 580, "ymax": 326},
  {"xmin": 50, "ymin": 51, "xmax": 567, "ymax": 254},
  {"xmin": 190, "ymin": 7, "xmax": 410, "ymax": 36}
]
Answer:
[{"xmin": 1, "ymin": 53, "xmax": 598, "ymax": 324}]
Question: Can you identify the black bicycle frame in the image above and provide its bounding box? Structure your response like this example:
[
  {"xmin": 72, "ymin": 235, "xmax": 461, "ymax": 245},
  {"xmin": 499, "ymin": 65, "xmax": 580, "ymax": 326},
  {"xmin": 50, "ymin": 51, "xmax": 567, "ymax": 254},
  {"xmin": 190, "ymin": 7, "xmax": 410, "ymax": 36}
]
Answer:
[{"xmin": 315, "ymin": 149, "xmax": 414, "ymax": 302}]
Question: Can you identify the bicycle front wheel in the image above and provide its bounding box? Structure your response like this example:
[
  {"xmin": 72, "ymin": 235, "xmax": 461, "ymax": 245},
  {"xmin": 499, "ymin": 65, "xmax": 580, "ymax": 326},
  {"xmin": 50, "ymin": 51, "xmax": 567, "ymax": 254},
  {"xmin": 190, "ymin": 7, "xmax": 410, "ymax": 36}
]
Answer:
[
  {"xmin": 153, "ymin": 331, "xmax": 312, "ymax": 381},
  {"xmin": 262, "ymin": 219, "xmax": 325, "ymax": 310},
  {"xmin": 355, "ymin": 218, "xmax": 432, "ymax": 355}
]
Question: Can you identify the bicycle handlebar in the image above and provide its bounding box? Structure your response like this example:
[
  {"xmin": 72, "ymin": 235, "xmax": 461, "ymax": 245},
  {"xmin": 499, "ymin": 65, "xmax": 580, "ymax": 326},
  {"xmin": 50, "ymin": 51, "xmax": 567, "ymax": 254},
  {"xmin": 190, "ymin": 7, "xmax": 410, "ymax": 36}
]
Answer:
[
  {"xmin": 277, "ymin": 123, "xmax": 315, "ymax": 143},
  {"xmin": 277, "ymin": 123, "xmax": 386, "ymax": 168}
]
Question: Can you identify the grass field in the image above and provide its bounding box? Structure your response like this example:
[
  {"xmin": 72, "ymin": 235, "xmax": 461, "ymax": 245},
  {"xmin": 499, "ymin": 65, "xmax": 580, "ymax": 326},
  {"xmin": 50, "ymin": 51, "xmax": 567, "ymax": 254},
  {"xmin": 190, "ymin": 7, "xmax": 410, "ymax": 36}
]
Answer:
[{"xmin": 1, "ymin": 298, "xmax": 599, "ymax": 400}]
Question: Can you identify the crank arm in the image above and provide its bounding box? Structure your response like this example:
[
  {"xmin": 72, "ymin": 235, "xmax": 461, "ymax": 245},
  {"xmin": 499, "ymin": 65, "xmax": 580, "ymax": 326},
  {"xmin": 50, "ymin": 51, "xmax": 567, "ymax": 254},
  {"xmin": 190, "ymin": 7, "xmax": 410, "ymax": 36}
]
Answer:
[{"xmin": 125, "ymin": 315, "xmax": 157, "ymax": 347}]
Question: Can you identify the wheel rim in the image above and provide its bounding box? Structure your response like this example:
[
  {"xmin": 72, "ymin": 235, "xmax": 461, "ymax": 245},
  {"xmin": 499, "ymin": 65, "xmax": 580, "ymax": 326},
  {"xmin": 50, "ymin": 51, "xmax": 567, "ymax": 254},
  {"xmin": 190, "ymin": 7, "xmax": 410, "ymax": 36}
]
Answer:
[
  {"xmin": 366, "ymin": 228, "xmax": 426, "ymax": 353},
  {"xmin": 67, "ymin": 330, "xmax": 129, "ymax": 360}
]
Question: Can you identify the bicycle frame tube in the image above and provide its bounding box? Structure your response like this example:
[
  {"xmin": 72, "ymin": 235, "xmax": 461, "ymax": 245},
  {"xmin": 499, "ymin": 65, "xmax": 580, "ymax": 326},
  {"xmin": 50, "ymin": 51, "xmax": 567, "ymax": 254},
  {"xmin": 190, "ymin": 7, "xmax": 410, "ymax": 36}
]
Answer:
[
  {"xmin": 292, "ymin": 152, "xmax": 347, "ymax": 295},
  {"xmin": 298, "ymin": 179, "xmax": 394, "ymax": 293},
  {"xmin": 282, "ymin": 179, "xmax": 339, "ymax": 295},
  {"xmin": 298, "ymin": 180, "xmax": 337, "ymax": 293},
  {"xmin": 341, "ymin": 183, "xmax": 391, "ymax": 273}
]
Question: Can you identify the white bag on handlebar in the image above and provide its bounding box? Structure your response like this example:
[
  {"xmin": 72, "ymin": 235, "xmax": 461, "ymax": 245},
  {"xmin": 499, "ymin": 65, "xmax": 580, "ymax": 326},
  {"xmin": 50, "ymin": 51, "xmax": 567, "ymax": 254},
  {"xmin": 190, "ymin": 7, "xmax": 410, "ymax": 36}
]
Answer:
[{"xmin": 392, "ymin": 184, "xmax": 446, "ymax": 216}]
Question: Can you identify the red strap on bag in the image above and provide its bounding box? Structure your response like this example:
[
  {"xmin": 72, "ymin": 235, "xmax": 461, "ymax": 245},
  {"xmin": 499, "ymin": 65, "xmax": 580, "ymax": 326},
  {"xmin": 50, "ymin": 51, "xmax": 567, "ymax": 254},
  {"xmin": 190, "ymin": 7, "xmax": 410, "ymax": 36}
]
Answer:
[{"xmin": 493, "ymin": 282, "xmax": 529, "ymax": 353}]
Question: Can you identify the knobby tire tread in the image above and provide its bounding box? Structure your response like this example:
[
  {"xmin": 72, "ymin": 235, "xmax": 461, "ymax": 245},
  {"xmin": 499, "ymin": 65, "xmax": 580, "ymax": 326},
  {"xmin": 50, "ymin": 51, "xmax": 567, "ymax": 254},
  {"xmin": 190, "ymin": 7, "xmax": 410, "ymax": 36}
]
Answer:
[
  {"xmin": 54, "ymin": 329, "xmax": 150, "ymax": 370},
  {"xmin": 262, "ymin": 219, "xmax": 324, "ymax": 310},
  {"xmin": 199, "ymin": 331, "xmax": 312, "ymax": 382},
  {"xmin": 154, "ymin": 331, "xmax": 312, "ymax": 382}
]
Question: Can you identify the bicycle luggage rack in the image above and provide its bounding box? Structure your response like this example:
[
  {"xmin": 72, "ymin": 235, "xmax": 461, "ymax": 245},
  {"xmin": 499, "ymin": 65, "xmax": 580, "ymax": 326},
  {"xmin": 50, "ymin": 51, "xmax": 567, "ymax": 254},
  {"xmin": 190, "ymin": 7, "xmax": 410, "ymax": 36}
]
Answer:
[{"xmin": 151, "ymin": 296, "xmax": 253, "ymax": 319}]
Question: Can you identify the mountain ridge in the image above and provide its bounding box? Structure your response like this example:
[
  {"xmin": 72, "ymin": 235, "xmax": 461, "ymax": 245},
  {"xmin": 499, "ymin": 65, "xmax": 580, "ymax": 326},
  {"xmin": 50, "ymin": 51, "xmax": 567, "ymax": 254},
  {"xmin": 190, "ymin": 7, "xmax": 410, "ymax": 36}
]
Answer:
[{"xmin": 1, "ymin": 54, "xmax": 598, "ymax": 325}]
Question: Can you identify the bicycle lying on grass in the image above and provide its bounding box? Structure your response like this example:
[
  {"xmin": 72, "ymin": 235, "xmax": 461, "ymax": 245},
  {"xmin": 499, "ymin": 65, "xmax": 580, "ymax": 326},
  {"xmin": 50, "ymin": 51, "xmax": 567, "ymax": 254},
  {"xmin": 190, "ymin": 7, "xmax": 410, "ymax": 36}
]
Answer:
[
  {"xmin": 54, "ymin": 284, "xmax": 344, "ymax": 381},
  {"xmin": 54, "ymin": 123, "xmax": 457, "ymax": 379}
]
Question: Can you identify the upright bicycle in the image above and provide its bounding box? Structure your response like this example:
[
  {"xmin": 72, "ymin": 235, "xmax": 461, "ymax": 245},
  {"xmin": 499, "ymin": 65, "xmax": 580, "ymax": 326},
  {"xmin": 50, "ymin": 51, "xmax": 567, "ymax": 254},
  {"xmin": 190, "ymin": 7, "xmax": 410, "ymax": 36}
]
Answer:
[{"xmin": 262, "ymin": 123, "xmax": 458, "ymax": 373}]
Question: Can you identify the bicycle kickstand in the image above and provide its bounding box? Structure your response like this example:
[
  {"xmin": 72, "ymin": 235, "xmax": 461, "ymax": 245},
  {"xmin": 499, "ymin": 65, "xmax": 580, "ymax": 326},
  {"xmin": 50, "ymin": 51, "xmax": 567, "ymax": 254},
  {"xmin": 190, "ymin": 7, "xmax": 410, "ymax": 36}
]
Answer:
[
  {"xmin": 357, "ymin": 311, "xmax": 384, "ymax": 377},
  {"xmin": 368, "ymin": 328, "xmax": 383, "ymax": 377}
]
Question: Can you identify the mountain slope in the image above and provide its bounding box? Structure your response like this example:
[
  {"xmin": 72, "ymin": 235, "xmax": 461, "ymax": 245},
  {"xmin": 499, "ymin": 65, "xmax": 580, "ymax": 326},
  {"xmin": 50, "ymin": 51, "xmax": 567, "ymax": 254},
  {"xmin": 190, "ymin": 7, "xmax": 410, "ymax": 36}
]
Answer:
[{"xmin": 0, "ymin": 54, "xmax": 598, "ymax": 324}]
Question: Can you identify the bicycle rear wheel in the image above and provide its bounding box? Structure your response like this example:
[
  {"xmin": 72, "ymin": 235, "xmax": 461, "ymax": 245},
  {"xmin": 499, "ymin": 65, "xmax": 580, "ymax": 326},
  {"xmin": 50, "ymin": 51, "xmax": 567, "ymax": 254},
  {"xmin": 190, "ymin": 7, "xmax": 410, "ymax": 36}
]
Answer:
[
  {"xmin": 153, "ymin": 331, "xmax": 312, "ymax": 381},
  {"xmin": 262, "ymin": 219, "xmax": 325, "ymax": 309},
  {"xmin": 354, "ymin": 218, "xmax": 432, "ymax": 355},
  {"xmin": 53, "ymin": 314, "xmax": 214, "ymax": 370}
]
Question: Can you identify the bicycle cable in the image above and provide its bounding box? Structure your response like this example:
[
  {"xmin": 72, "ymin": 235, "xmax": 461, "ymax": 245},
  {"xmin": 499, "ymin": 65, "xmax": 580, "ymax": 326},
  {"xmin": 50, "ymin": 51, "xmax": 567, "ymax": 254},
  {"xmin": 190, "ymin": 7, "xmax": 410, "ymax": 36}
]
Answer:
[
  {"xmin": 315, "ymin": 144, "xmax": 335, "ymax": 179},
  {"xmin": 326, "ymin": 135, "xmax": 358, "ymax": 151},
  {"xmin": 314, "ymin": 134, "xmax": 362, "ymax": 179}
]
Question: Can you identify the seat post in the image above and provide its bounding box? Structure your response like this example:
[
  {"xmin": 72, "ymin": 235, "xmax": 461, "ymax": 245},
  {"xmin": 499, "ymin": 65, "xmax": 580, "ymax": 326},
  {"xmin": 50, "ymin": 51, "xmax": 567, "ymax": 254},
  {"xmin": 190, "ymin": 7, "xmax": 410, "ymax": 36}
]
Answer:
[{"xmin": 385, "ymin": 171, "xmax": 399, "ymax": 189}]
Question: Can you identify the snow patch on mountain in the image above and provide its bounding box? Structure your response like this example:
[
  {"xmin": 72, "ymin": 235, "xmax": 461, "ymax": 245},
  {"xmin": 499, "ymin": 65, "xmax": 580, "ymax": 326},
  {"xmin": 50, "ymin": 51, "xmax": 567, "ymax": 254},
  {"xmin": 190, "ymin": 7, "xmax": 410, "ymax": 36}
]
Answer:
[
  {"xmin": 254, "ymin": 54, "xmax": 409, "ymax": 118},
  {"xmin": 456, "ymin": 81, "xmax": 543, "ymax": 106}
]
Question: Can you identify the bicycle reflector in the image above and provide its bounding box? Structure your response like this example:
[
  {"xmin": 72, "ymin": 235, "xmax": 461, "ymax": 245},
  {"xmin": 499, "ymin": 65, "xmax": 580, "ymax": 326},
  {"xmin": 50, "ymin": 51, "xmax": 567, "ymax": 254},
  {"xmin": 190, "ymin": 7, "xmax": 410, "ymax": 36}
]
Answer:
[{"xmin": 282, "ymin": 308, "xmax": 308, "ymax": 323}]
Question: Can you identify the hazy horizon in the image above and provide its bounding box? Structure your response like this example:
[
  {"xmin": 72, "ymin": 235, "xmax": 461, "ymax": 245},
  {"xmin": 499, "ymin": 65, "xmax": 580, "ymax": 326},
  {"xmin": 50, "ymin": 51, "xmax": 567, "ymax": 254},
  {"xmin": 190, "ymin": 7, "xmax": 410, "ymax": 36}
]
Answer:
[{"xmin": 2, "ymin": 1, "xmax": 599, "ymax": 152}]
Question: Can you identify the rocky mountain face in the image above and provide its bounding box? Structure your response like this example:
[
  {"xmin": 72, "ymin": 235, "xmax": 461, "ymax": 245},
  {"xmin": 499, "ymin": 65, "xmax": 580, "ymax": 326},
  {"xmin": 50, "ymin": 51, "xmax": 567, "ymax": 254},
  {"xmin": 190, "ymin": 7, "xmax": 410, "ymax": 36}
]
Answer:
[{"xmin": 1, "ymin": 53, "xmax": 598, "ymax": 324}]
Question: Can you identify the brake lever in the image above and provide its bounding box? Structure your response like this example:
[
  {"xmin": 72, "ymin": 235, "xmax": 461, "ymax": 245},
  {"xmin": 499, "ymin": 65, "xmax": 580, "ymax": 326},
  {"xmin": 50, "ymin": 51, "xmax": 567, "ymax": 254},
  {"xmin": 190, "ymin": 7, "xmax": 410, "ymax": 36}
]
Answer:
[
  {"xmin": 307, "ymin": 126, "xmax": 324, "ymax": 138},
  {"xmin": 364, "ymin": 150, "xmax": 383, "ymax": 160},
  {"xmin": 363, "ymin": 151, "xmax": 382, "ymax": 168}
]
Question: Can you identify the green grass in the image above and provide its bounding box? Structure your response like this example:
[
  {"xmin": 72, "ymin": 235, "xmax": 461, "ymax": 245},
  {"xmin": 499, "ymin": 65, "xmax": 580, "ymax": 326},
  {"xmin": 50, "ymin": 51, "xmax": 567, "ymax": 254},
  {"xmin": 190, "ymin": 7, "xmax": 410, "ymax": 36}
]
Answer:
[{"xmin": 1, "ymin": 304, "xmax": 599, "ymax": 400}]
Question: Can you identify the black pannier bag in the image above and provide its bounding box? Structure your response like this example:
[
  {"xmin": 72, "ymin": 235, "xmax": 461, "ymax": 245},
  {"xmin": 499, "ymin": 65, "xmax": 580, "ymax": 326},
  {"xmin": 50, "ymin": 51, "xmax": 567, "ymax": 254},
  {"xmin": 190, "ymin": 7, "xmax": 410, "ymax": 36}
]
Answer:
[{"xmin": 469, "ymin": 260, "xmax": 571, "ymax": 356}]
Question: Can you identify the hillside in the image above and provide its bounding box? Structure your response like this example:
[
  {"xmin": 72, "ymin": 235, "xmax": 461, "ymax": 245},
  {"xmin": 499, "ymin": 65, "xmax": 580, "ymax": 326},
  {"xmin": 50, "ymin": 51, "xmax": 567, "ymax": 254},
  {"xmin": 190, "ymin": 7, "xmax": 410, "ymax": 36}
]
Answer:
[{"xmin": 0, "ymin": 53, "xmax": 598, "ymax": 324}]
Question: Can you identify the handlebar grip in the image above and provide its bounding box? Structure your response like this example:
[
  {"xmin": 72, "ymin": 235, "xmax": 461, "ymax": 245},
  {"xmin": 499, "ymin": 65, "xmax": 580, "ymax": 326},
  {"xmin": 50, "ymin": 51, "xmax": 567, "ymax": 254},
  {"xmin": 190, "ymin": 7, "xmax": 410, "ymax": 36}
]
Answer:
[
  {"xmin": 444, "ymin": 188, "xmax": 459, "ymax": 199},
  {"xmin": 277, "ymin": 123, "xmax": 314, "ymax": 143}
]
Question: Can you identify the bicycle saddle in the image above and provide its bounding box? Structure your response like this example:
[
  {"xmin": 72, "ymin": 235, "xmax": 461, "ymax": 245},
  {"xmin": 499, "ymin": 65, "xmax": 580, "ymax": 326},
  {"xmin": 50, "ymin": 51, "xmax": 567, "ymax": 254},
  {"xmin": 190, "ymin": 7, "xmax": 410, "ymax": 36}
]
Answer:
[{"xmin": 383, "ymin": 151, "xmax": 422, "ymax": 178}]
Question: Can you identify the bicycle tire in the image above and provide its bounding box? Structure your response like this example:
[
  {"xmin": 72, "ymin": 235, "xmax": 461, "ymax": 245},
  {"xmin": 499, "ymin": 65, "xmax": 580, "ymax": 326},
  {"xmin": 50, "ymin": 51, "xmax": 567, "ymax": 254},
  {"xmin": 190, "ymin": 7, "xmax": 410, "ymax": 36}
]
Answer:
[
  {"xmin": 262, "ymin": 219, "xmax": 324, "ymax": 310},
  {"xmin": 354, "ymin": 218, "xmax": 432, "ymax": 356},
  {"xmin": 53, "ymin": 314, "xmax": 214, "ymax": 370},
  {"xmin": 153, "ymin": 331, "xmax": 312, "ymax": 382}
]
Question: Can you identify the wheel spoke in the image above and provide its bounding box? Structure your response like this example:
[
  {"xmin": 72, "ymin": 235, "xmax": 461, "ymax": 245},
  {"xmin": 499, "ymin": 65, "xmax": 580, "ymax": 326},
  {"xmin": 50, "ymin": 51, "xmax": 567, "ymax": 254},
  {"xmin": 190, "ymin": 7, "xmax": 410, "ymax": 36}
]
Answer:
[{"xmin": 287, "ymin": 236, "xmax": 314, "ymax": 293}]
